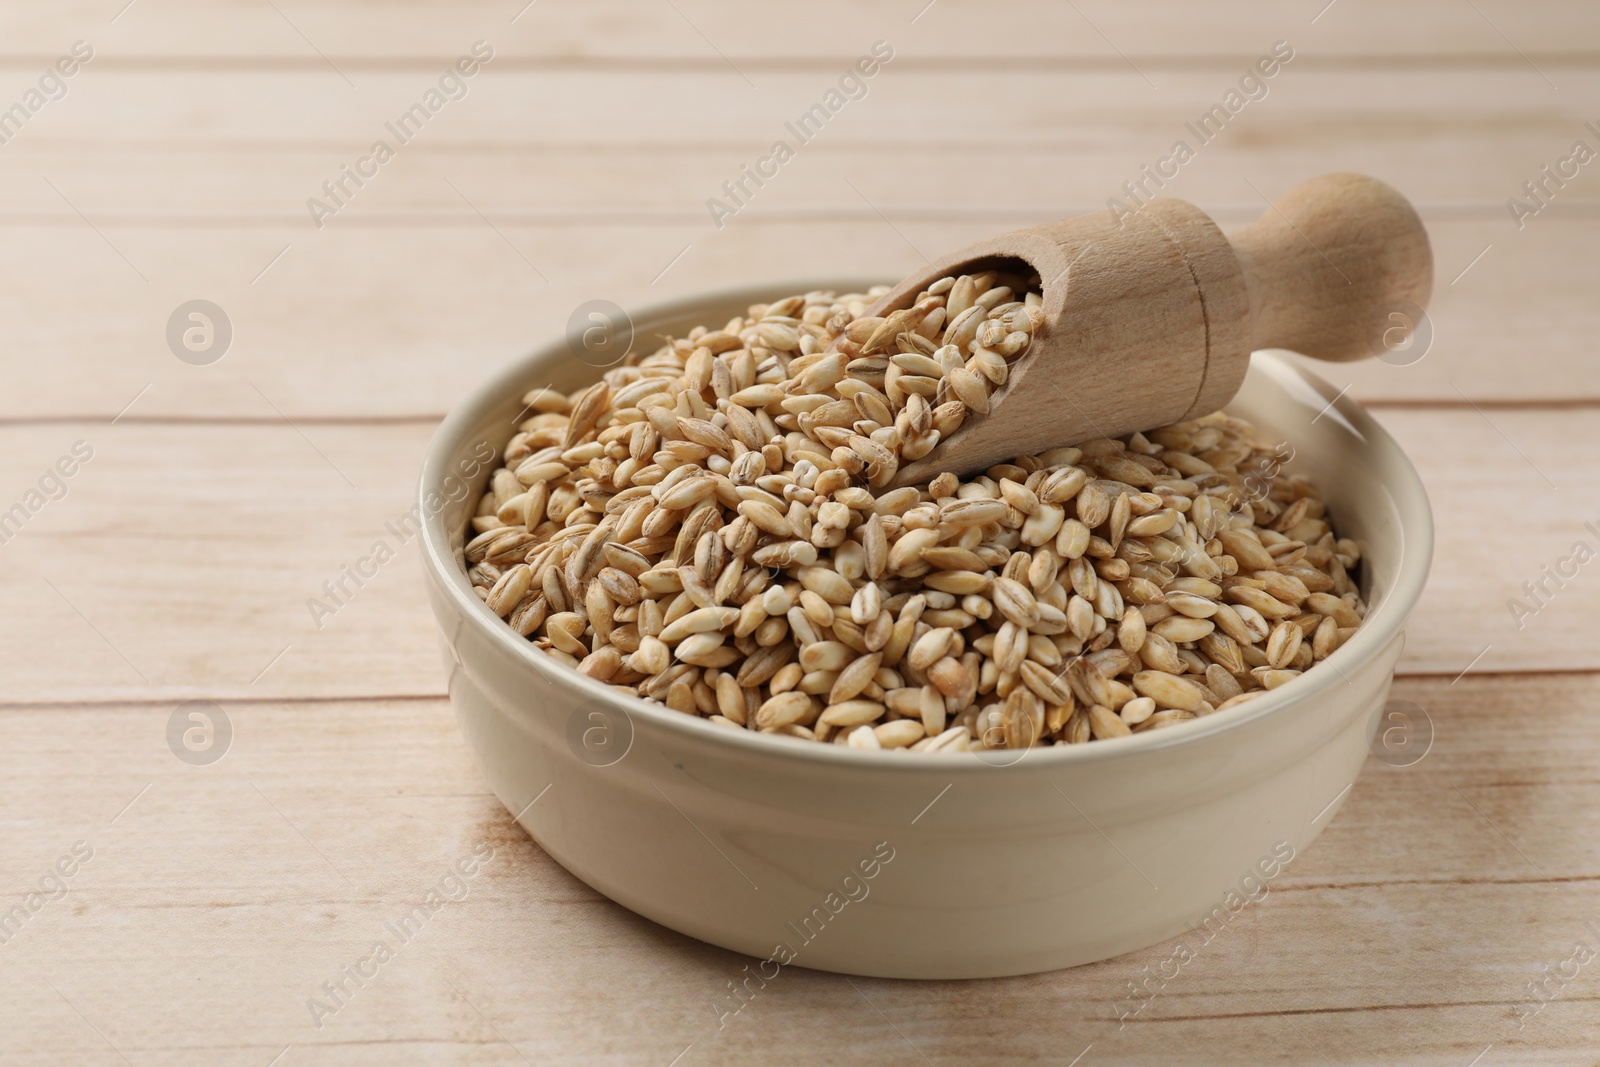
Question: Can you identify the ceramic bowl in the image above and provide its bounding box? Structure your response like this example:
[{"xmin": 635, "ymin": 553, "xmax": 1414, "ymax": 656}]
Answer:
[{"xmin": 419, "ymin": 281, "xmax": 1432, "ymax": 979}]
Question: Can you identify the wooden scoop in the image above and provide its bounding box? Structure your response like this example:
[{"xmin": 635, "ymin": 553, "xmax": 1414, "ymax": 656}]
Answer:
[{"xmin": 877, "ymin": 173, "xmax": 1433, "ymax": 486}]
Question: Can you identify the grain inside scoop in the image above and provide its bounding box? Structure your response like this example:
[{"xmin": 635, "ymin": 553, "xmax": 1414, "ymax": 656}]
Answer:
[{"xmin": 857, "ymin": 173, "xmax": 1434, "ymax": 486}]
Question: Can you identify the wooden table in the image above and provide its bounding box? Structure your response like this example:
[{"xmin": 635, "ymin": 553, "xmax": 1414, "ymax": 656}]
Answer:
[{"xmin": 2, "ymin": 2, "xmax": 1597, "ymax": 1063}]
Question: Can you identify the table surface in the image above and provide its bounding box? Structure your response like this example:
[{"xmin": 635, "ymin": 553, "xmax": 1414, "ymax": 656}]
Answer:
[{"xmin": 2, "ymin": 2, "xmax": 1598, "ymax": 1064}]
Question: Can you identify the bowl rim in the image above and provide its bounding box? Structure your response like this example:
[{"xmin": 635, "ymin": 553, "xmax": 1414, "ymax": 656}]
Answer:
[{"xmin": 419, "ymin": 280, "xmax": 1434, "ymax": 774}]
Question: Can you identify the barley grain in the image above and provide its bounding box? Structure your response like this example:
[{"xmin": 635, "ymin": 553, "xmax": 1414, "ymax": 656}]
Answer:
[{"xmin": 467, "ymin": 279, "xmax": 1367, "ymax": 754}]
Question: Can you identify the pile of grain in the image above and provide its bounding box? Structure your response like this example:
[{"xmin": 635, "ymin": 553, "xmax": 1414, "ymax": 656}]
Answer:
[{"xmin": 464, "ymin": 274, "xmax": 1365, "ymax": 752}]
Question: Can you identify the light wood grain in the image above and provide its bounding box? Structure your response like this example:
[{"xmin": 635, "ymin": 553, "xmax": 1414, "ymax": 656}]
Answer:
[
  {"xmin": 3, "ymin": 61, "xmax": 1598, "ymax": 419},
  {"xmin": 1, "ymin": 0, "xmax": 1597, "ymax": 61},
  {"xmin": 0, "ymin": 2, "xmax": 1593, "ymax": 1062},
  {"xmin": 1, "ymin": 673, "xmax": 1595, "ymax": 1065},
  {"xmin": 0, "ymin": 65, "xmax": 1593, "ymax": 198},
  {"xmin": 0, "ymin": 218, "xmax": 1593, "ymax": 424}
]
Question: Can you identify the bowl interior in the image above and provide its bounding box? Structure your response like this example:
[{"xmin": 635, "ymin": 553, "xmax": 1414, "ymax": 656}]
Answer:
[{"xmin": 420, "ymin": 283, "xmax": 1433, "ymax": 769}]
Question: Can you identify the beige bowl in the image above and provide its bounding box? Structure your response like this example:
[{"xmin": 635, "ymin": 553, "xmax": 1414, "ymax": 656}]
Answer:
[{"xmin": 419, "ymin": 282, "xmax": 1432, "ymax": 979}]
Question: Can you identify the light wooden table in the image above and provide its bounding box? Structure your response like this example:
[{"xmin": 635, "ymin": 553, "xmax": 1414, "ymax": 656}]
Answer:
[{"xmin": 2, "ymin": 2, "xmax": 1597, "ymax": 1063}]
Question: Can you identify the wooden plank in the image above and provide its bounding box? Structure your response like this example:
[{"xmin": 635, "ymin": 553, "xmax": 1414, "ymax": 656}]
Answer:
[
  {"xmin": 5, "ymin": 112, "xmax": 1597, "ymax": 220},
  {"xmin": 0, "ymin": 3, "xmax": 1587, "ymax": 1063},
  {"xmin": 0, "ymin": 673, "xmax": 1595, "ymax": 1064},
  {"xmin": 0, "ymin": 407, "xmax": 1591, "ymax": 705},
  {"xmin": 1, "ymin": 0, "xmax": 1596, "ymax": 61},
  {"xmin": 0, "ymin": 66, "xmax": 1596, "ymax": 164},
  {"xmin": 0, "ymin": 218, "xmax": 1592, "ymax": 424},
  {"xmin": 0, "ymin": 59, "xmax": 1594, "ymax": 419}
]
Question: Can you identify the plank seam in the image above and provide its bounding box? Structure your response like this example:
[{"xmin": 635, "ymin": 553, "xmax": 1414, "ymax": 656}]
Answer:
[{"xmin": 0, "ymin": 667, "xmax": 1593, "ymax": 711}]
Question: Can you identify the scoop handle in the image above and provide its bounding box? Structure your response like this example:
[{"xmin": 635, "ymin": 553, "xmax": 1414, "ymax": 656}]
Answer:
[{"xmin": 1229, "ymin": 173, "xmax": 1433, "ymax": 363}]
